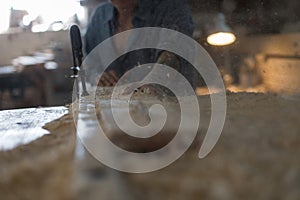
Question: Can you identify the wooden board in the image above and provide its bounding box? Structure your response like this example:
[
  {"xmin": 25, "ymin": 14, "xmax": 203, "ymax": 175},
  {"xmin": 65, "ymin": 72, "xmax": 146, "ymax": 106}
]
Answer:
[{"xmin": 0, "ymin": 107, "xmax": 67, "ymax": 151}]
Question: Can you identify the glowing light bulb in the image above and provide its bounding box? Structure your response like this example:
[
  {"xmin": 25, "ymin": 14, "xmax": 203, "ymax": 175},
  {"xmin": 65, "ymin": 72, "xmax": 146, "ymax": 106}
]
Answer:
[{"xmin": 207, "ymin": 32, "xmax": 236, "ymax": 46}]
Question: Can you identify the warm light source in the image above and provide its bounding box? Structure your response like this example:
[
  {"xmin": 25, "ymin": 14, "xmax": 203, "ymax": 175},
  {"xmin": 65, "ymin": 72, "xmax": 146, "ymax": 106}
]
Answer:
[
  {"xmin": 207, "ymin": 32, "xmax": 236, "ymax": 46},
  {"xmin": 206, "ymin": 13, "xmax": 236, "ymax": 46}
]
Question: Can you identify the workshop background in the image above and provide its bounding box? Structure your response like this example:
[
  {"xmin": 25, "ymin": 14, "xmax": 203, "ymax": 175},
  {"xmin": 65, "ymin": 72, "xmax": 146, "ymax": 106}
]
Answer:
[
  {"xmin": 0, "ymin": 0, "xmax": 299, "ymax": 110},
  {"xmin": 0, "ymin": 1, "xmax": 300, "ymax": 200}
]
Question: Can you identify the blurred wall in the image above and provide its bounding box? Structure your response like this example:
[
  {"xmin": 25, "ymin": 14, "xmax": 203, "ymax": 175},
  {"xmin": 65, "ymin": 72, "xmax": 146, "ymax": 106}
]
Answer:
[
  {"xmin": 0, "ymin": 31, "xmax": 71, "ymax": 67},
  {"xmin": 231, "ymin": 33, "xmax": 300, "ymax": 55},
  {"xmin": 231, "ymin": 33, "xmax": 300, "ymax": 94}
]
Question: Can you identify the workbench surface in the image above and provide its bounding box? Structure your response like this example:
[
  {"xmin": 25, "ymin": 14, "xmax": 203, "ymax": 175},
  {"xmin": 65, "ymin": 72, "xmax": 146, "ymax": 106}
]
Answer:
[
  {"xmin": 0, "ymin": 107, "xmax": 68, "ymax": 151},
  {"xmin": 0, "ymin": 92, "xmax": 300, "ymax": 200}
]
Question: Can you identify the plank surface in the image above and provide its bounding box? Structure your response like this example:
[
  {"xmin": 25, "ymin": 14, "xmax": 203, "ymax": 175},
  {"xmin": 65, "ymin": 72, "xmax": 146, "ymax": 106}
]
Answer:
[{"xmin": 0, "ymin": 107, "xmax": 67, "ymax": 151}]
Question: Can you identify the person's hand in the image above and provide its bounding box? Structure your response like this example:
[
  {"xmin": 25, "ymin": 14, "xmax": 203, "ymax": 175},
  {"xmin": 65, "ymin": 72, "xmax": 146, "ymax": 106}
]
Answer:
[{"xmin": 97, "ymin": 71, "xmax": 119, "ymax": 87}]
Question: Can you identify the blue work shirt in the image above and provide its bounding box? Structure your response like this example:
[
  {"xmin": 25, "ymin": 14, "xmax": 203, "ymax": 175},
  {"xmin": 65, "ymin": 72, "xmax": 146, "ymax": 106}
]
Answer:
[{"xmin": 85, "ymin": 0, "xmax": 194, "ymax": 82}]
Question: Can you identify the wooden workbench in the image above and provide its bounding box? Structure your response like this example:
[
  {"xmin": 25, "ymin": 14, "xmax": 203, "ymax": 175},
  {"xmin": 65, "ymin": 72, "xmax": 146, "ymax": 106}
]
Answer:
[
  {"xmin": 0, "ymin": 92, "xmax": 300, "ymax": 200},
  {"xmin": 0, "ymin": 107, "xmax": 75, "ymax": 200}
]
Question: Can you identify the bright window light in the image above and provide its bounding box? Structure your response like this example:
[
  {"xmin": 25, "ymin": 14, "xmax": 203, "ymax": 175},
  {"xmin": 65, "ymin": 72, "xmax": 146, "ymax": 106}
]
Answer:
[
  {"xmin": 11, "ymin": 0, "xmax": 84, "ymax": 23},
  {"xmin": 0, "ymin": 1, "xmax": 11, "ymax": 33},
  {"xmin": 0, "ymin": 0, "xmax": 85, "ymax": 33},
  {"xmin": 207, "ymin": 32, "xmax": 236, "ymax": 46}
]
